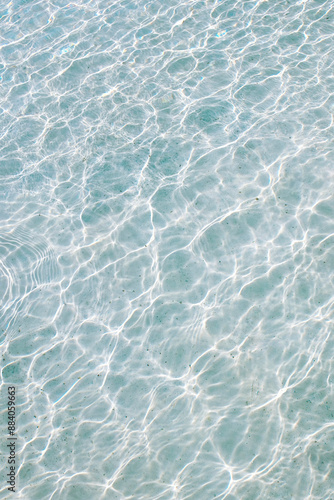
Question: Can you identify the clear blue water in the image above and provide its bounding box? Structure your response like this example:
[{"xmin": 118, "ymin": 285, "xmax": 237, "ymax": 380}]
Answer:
[{"xmin": 1, "ymin": 0, "xmax": 334, "ymax": 498}]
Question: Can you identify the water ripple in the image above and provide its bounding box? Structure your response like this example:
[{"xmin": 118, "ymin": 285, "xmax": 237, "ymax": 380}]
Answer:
[{"xmin": 0, "ymin": 0, "xmax": 333, "ymax": 499}]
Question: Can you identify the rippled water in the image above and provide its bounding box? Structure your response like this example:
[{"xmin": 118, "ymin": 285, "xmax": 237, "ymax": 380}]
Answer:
[{"xmin": 0, "ymin": 0, "xmax": 334, "ymax": 498}]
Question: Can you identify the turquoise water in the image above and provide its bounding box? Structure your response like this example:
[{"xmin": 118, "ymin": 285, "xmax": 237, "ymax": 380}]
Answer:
[{"xmin": 1, "ymin": 0, "xmax": 334, "ymax": 498}]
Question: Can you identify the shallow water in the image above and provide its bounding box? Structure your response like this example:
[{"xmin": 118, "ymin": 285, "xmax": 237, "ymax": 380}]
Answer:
[{"xmin": 0, "ymin": 0, "xmax": 334, "ymax": 499}]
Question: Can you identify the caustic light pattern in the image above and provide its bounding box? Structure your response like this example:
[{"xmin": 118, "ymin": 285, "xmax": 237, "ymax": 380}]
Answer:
[{"xmin": 0, "ymin": 0, "xmax": 334, "ymax": 499}]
